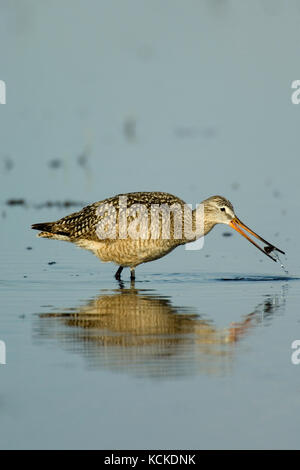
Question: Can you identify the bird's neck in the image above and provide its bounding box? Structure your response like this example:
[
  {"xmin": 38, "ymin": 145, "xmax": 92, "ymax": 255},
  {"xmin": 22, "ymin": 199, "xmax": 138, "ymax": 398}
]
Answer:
[{"xmin": 184, "ymin": 205, "xmax": 216, "ymax": 243}]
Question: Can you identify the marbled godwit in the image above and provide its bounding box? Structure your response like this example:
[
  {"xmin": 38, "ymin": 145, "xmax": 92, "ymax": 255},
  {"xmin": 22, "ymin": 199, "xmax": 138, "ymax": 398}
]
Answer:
[{"xmin": 32, "ymin": 192, "xmax": 285, "ymax": 280}]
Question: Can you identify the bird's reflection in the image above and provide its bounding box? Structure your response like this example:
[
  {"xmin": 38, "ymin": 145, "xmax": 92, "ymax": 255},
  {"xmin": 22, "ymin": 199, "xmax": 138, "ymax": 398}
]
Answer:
[{"xmin": 35, "ymin": 281, "xmax": 287, "ymax": 378}]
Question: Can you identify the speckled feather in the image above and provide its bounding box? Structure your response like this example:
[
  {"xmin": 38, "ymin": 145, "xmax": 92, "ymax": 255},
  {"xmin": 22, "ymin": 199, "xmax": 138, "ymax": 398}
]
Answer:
[
  {"xmin": 32, "ymin": 192, "xmax": 235, "ymax": 269},
  {"xmin": 32, "ymin": 192, "xmax": 188, "ymax": 240}
]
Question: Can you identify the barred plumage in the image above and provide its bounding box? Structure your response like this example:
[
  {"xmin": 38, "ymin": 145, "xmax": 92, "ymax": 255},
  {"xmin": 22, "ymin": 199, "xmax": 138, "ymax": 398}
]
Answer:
[{"xmin": 32, "ymin": 191, "xmax": 284, "ymax": 280}]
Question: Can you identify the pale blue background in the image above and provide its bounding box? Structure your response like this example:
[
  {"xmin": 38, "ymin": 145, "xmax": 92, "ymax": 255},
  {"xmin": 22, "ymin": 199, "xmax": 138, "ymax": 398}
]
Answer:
[{"xmin": 0, "ymin": 0, "xmax": 300, "ymax": 450}]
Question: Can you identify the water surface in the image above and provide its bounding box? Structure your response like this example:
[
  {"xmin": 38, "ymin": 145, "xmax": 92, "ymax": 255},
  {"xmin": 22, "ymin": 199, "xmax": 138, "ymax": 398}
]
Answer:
[{"xmin": 1, "ymin": 0, "xmax": 300, "ymax": 450}]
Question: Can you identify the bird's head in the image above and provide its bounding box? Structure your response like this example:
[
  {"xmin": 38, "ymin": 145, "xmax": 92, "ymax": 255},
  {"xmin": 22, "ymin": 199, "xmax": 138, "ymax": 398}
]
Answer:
[
  {"xmin": 202, "ymin": 195, "xmax": 285, "ymax": 261},
  {"xmin": 203, "ymin": 195, "xmax": 236, "ymax": 224}
]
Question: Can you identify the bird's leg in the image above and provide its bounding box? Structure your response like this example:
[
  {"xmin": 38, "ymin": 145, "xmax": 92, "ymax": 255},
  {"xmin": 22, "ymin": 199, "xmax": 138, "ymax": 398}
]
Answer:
[
  {"xmin": 130, "ymin": 268, "xmax": 136, "ymax": 281},
  {"xmin": 115, "ymin": 266, "xmax": 123, "ymax": 280}
]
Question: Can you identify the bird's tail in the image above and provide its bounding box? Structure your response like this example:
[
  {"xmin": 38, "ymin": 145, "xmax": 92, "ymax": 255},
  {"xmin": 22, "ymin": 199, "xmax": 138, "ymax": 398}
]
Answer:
[{"xmin": 31, "ymin": 222, "xmax": 71, "ymax": 240}]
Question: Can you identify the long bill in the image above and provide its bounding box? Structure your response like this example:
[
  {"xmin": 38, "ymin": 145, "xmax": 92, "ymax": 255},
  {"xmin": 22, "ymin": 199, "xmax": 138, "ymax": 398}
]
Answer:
[{"xmin": 229, "ymin": 217, "xmax": 285, "ymax": 262}]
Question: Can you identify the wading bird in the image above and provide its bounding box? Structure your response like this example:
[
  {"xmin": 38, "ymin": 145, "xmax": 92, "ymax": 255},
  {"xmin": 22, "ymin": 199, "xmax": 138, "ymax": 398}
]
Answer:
[{"xmin": 32, "ymin": 192, "xmax": 285, "ymax": 280}]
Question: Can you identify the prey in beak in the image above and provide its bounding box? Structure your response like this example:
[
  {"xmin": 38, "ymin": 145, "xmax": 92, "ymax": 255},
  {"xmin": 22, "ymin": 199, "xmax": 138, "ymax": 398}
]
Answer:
[{"xmin": 229, "ymin": 217, "xmax": 285, "ymax": 262}]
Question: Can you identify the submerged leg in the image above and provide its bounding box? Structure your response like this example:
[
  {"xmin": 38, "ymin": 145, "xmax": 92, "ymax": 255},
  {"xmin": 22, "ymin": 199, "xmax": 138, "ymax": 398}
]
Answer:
[
  {"xmin": 117, "ymin": 280, "xmax": 125, "ymax": 290},
  {"xmin": 130, "ymin": 268, "xmax": 136, "ymax": 281},
  {"xmin": 115, "ymin": 266, "xmax": 123, "ymax": 280}
]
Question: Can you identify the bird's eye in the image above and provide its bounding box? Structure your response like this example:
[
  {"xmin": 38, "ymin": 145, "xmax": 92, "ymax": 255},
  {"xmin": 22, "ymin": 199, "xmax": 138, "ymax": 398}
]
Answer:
[{"xmin": 220, "ymin": 207, "xmax": 226, "ymax": 212}]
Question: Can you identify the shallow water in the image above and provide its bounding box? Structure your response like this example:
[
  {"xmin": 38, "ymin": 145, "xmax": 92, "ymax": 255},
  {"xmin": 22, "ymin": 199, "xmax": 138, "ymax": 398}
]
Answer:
[
  {"xmin": 1, "ymin": 0, "xmax": 300, "ymax": 450},
  {"xmin": 1, "ymin": 205, "xmax": 300, "ymax": 449}
]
